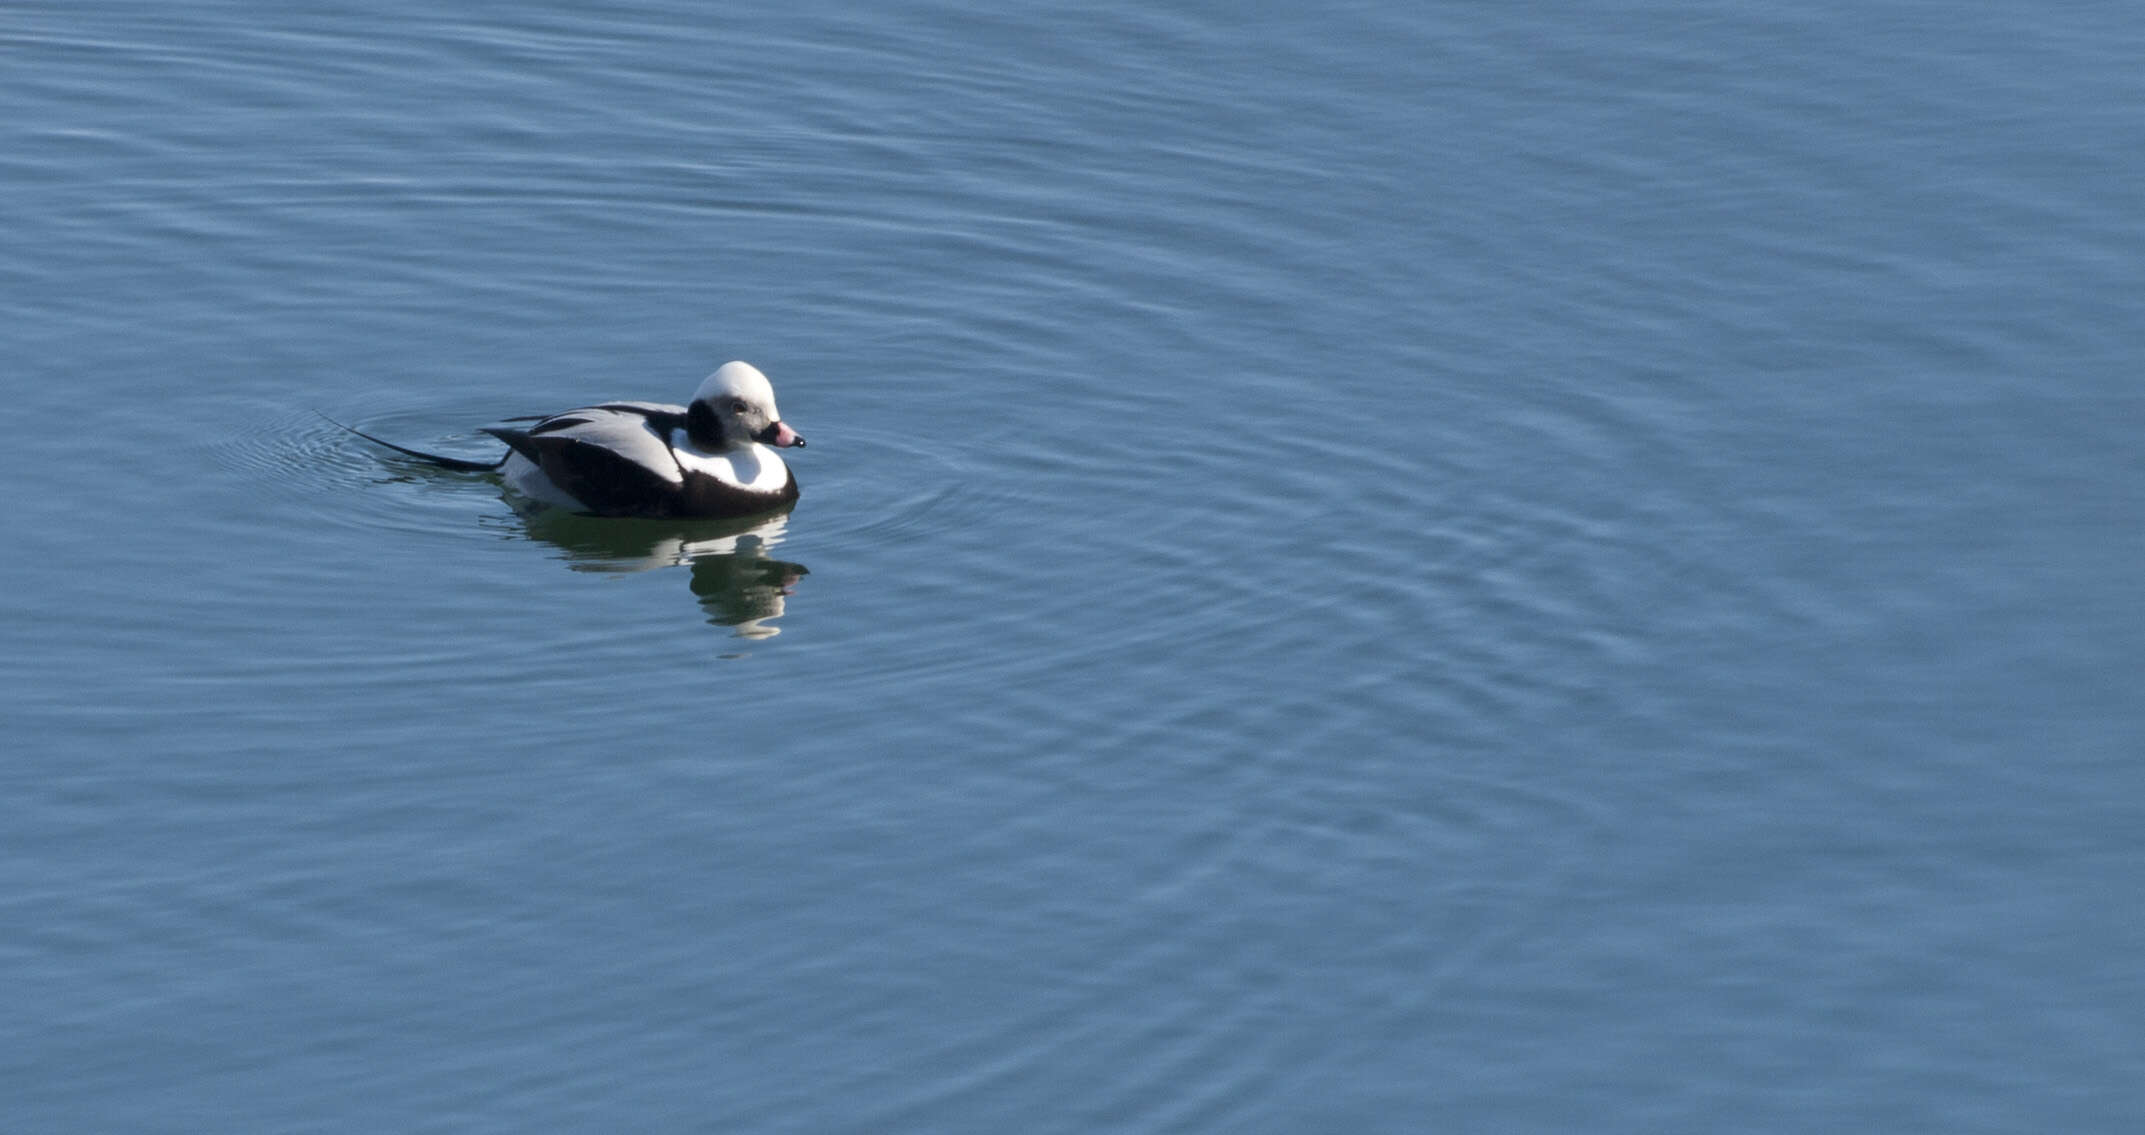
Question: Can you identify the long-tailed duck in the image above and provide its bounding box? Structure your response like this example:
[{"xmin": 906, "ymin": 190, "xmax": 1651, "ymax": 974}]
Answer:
[{"xmin": 344, "ymin": 361, "xmax": 805, "ymax": 518}]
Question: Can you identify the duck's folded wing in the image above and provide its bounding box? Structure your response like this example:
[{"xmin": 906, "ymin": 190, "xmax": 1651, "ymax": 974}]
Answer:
[{"xmin": 483, "ymin": 406, "xmax": 687, "ymax": 517}]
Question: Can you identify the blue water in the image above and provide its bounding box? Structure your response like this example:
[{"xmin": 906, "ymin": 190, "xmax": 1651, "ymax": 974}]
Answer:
[{"xmin": 6, "ymin": 2, "xmax": 2142, "ymax": 1130}]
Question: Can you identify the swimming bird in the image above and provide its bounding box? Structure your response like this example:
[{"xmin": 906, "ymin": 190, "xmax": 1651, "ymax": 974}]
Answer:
[{"xmin": 342, "ymin": 360, "xmax": 806, "ymax": 518}]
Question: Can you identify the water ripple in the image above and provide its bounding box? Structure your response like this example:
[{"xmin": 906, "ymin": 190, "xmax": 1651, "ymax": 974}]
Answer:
[{"xmin": 211, "ymin": 401, "xmax": 513, "ymax": 545}]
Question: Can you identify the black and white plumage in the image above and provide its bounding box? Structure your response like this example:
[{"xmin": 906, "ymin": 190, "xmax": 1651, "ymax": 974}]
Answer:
[{"xmin": 347, "ymin": 361, "xmax": 806, "ymax": 519}]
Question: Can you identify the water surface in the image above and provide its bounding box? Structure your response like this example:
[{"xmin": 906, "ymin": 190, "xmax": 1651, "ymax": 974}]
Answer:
[{"xmin": 5, "ymin": 2, "xmax": 2142, "ymax": 1130}]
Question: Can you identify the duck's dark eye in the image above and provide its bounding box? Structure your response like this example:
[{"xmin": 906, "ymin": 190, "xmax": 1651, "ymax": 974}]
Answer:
[{"xmin": 730, "ymin": 399, "xmax": 749, "ymax": 414}]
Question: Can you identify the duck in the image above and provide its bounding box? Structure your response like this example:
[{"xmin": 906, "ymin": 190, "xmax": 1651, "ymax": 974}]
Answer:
[{"xmin": 342, "ymin": 360, "xmax": 806, "ymax": 519}]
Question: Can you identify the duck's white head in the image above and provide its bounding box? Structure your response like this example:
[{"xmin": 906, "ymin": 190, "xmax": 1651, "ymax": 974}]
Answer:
[{"xmin": 687, "ymin": 361, "xmax": 805, "ymax": 452}]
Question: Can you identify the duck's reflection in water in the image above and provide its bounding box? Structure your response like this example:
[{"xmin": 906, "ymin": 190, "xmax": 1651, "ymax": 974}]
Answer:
[{"xmin": 518, "ymin": 507, "xmax": 807, "ymax": 637}]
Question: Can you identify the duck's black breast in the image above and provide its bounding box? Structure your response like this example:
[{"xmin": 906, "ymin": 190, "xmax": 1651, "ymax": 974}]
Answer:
[{"xmin": 673, "ymin": 464, "xmax": 799, "ymax": 519}]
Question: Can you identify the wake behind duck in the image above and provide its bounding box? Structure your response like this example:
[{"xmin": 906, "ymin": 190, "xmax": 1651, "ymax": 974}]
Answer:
[{"xmin": 342, "ymin": 361, "xmax": 806, "ymax": 519}]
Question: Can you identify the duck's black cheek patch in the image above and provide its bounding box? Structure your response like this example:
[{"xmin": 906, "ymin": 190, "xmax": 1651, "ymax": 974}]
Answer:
[{"xmin": 686, "ymin": 401, "xmax": 724, "ymax": 449}]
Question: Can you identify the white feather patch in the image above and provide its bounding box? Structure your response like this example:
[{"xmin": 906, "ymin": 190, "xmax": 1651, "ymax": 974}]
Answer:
[{"xmin": 673, "ymin": 440, "xmax": 792, "ymax": 493}]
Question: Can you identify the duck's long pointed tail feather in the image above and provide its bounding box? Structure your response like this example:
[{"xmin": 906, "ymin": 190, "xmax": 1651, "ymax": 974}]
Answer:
[{"xmin": 321, "ymin": 413, "xmax": 508, "ymax": 472}]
